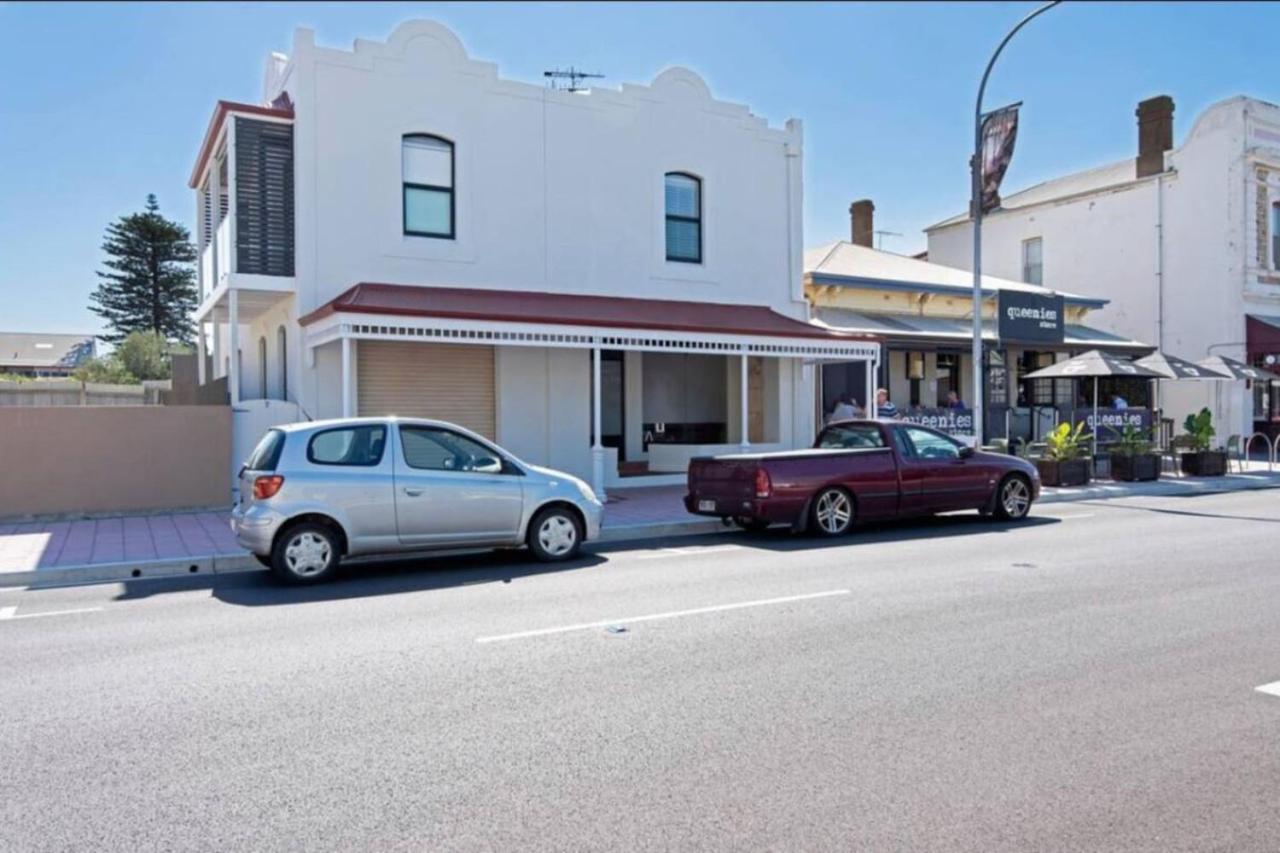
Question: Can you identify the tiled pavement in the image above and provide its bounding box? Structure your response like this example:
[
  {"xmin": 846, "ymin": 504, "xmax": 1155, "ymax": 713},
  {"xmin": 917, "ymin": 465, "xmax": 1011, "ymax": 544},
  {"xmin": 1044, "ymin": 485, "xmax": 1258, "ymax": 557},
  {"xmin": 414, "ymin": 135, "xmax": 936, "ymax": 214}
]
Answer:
[
  {"xmin": 1, "ymin": 467, "xmax": 1278, "ymax": 580},
  {"xmin": 0, "ymin": 511, "xmax": 240, "ymax": 573}
]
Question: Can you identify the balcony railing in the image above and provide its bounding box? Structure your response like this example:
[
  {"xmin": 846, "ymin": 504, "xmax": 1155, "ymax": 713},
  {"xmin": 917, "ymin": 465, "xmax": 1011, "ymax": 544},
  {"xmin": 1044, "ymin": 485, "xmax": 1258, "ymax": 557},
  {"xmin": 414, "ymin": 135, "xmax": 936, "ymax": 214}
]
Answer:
[{"xmin": 199, "ymin": 218, "xmax": 233, "ymax": 298}]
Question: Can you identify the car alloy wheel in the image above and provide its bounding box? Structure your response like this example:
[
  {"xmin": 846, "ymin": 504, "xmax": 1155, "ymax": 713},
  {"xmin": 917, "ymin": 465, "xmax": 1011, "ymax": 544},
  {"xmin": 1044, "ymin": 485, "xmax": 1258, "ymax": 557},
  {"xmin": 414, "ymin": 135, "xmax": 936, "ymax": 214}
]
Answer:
[
  {"xmin": 998, "ymin": 476, "xmax": 1031, "ymax": 520},
  {"xmin": 538, "ymin": 515, "xmax": 577, "ymax": 557},
  {"xmin": 284, "ymin": 531, "xmax": 332, "ymax": 577},
  {"xmin": 813, "ymin": 488, "xmax": 854, "ymax": 536}
]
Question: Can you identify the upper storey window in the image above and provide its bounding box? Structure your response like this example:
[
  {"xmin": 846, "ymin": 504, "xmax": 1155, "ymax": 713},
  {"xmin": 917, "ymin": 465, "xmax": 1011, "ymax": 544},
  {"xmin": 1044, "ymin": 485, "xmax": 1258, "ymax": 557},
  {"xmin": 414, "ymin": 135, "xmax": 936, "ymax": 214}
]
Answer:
[
  {"xmin": 664, "ymin": 172, "xmax": 702, "ymax": 263},
  {"xmin": 403, "ymin": 135, "xmax": 454, "ymax": 239}
]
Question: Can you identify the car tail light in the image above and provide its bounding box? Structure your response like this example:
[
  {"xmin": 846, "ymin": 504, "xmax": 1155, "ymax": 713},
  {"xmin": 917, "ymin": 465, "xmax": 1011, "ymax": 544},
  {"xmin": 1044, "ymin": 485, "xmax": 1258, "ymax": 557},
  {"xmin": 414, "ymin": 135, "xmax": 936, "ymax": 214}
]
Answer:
[
  {"xmin": 253, "ymin": 475, "xmax": 285, "ymax": 500},
  {"xmin": 754, "ymin": 468, "xmax": 772, "ymax": 498}
]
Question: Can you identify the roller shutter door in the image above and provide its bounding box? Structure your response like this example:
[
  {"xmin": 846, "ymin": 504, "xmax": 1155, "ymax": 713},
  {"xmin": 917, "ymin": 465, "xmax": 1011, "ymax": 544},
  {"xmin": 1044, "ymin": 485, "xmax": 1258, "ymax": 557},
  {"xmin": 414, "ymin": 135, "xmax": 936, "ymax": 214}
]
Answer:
[{"xmin": 357, "ymin": 341, "xmax": 495, "ymax": 438}]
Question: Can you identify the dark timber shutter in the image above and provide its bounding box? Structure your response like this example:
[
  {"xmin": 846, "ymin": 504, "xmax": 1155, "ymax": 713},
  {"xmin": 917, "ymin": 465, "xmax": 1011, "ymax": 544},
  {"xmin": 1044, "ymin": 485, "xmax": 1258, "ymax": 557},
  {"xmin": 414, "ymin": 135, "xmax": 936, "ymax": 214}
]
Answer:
[{"xmin": 234, "ymin": 117, "xmax": 294, "ymax": 276}]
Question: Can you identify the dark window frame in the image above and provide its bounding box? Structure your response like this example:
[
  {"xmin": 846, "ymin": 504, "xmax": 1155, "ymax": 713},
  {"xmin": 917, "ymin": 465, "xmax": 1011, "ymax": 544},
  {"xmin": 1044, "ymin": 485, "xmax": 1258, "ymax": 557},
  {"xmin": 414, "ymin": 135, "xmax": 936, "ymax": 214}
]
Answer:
[
  {"xmin": 306, "ymin": 425, "xmax": 387, "ymax": 467},
  {"xmin": 664, "ymin": 171, "xmax": 703, "ymax": 264},
  {"xmin": 403, "ymin": 134, "xmax": 455, "ymax": 240}
]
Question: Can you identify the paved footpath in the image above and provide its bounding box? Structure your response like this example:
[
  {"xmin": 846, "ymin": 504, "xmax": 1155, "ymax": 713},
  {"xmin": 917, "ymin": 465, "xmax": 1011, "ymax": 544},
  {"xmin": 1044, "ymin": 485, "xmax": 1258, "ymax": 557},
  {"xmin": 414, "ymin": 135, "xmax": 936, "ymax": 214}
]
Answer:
[{"xmin": 1, "ymin": 464, "xmax": 1277, "ymax": 587}]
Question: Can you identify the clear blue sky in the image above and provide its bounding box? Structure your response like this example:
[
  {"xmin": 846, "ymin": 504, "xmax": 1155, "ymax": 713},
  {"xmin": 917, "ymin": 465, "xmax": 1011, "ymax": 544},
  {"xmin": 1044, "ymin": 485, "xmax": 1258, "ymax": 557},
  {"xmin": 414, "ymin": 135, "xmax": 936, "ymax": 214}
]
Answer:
[{"xmin": 2, "ymin": 1, "xmax": 1276, "ymax": 335}]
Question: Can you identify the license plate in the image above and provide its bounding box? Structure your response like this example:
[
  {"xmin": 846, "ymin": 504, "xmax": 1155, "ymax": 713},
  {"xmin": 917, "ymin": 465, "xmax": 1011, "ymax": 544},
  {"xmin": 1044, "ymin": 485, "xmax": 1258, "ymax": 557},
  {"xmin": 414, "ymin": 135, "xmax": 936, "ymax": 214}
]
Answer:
[{"xmin": 698, "ymin": 499, "xmax": 717, "ymax": 512}]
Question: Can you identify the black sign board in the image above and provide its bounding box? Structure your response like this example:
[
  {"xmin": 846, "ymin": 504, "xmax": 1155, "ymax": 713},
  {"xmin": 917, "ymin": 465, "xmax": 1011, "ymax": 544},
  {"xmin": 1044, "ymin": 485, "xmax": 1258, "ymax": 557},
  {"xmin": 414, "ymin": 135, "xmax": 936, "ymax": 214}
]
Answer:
[{"xmin": 998, "ymin": 291, "xmax": 1064, "ymax": 345}]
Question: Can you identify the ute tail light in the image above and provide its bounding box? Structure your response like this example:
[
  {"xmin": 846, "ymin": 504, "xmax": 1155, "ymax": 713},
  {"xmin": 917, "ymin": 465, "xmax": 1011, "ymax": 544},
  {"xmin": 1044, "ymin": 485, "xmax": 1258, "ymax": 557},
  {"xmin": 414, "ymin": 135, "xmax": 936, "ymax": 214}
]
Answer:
[
  {"xmin": 754, "ymin": 468, "xmax": 772, "ymax": 498},
  {"xmin": 253, "ymin": 475, "xmax": 285, "ymax": 500}
]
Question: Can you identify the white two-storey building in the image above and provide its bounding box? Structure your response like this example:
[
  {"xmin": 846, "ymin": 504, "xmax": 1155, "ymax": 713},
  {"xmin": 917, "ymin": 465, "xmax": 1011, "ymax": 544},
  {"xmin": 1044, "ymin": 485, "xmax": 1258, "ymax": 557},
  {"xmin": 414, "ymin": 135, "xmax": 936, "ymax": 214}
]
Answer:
[
  {"xmin": 189, "ymin": 20, "xmax": 877, "ymax": 495},
  {"xmin": 927, "ymin": 95, "xmax": 1280, "ymax": 445}
]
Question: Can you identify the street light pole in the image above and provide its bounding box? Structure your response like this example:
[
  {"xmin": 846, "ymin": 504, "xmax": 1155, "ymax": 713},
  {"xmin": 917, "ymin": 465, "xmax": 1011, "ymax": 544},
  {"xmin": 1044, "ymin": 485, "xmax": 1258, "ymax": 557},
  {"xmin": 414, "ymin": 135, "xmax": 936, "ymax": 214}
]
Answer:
[{"xmin": 970, "ymin": 0, "xmax": 1060, "ymax": 445}]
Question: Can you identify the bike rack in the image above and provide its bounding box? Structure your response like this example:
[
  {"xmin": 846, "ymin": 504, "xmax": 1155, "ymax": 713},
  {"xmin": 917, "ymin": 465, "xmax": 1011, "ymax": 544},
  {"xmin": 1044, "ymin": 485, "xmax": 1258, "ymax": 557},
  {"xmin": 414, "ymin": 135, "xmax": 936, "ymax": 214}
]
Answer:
[{"xmin": 1243, "ymin": 432, "xmax": 1277, "ymax": 473}]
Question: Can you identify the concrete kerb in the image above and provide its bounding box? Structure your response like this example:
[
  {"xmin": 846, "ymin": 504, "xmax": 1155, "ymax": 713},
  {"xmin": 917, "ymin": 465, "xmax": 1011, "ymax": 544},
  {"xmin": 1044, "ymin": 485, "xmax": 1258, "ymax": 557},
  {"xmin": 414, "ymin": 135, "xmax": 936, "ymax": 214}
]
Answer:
[{"xmin": 3, "ymin": 476, "xmax": 1276, "ymax": 589}]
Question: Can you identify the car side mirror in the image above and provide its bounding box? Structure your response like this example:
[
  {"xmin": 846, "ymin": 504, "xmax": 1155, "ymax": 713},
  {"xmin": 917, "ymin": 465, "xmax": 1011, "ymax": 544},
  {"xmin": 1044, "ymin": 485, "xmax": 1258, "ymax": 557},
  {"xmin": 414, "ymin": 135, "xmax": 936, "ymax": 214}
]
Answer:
[{"xmin": 958, "ymin": 446, "xmax": 976, "ymax": 459}]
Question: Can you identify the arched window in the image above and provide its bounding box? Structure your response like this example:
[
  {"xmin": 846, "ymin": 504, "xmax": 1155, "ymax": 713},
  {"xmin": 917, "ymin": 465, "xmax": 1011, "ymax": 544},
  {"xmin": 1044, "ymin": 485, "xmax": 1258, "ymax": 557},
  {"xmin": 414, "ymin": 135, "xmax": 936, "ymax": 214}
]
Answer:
[
  {"xmin": 277, "ymin": 326, "xmax": 288, "ymax": 401},
  {"xmin": 258, "ymin": 337, "xmax": 268, "ymax": 399},
  {"xmin": 664, "ymin": 172, "xmax": 702, "ymax": 263},
  {"xmin": 403, "ymin": 134, "xmax": 454, "ymax": 239}
]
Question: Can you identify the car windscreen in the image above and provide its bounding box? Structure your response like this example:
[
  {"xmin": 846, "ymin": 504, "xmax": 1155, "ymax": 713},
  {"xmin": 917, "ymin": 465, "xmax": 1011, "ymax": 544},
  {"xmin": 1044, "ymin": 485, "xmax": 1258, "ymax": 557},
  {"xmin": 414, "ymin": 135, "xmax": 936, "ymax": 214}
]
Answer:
[{"xmin": 245, "ymin": 429, "xmax": 286, "ymax": 471}]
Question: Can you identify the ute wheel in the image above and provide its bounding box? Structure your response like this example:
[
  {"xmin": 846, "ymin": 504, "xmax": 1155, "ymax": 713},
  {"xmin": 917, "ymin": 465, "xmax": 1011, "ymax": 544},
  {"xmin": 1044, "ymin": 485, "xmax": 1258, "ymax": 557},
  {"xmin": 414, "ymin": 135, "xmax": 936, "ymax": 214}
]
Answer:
[
  {"xmin": 733, "ymin": 516, "xmax": 771, "ymax": 533},
  {"xmin": 528, "ymin": 506, "xmax": 583, "ymax": 562},
  {"xmin": 810, "ymin": 487, "xmax": 855, "ymax": 537},
  {"xmin": 271, "ymin": 522, "xmax": 340, "ymax": 584},
  {"xmin": 993, "ymin": 474, "xmax": 1033, "ymax": 521}
]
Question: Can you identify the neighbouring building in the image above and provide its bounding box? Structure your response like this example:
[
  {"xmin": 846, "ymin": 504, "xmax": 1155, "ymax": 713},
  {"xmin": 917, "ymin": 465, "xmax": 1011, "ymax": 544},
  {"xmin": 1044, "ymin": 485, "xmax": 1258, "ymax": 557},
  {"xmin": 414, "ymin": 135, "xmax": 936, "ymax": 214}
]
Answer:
[
  {"xmin": 0, "ymin": 332, "xmax": 95, "ymax": 377},
  {"xmin": 187, "ymin": 20, "xmax": 877, "ymax": 495},
  {"xmin": 926, "ymin": 95, "xmax": 1280, "ymax": 443},
  {"xmin": 807, "ymin": 203, "xmax": 1149, "ymax": 444}
]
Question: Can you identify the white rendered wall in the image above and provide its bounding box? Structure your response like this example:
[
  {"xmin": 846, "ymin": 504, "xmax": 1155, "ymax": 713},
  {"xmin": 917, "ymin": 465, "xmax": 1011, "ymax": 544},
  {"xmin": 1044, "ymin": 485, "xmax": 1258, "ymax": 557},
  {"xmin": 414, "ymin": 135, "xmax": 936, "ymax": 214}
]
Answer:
[{"xmin": 494, "ymin": 346, "xmax": 592, "ymax": 482}]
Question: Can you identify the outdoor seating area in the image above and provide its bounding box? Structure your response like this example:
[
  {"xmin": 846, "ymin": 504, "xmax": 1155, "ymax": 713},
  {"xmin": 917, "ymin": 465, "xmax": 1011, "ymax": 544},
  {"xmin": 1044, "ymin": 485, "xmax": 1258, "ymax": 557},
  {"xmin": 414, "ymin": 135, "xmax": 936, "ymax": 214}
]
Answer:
[{"xmin": 981, "ymin": 348, "xmax": 1280, "ymax": 487}]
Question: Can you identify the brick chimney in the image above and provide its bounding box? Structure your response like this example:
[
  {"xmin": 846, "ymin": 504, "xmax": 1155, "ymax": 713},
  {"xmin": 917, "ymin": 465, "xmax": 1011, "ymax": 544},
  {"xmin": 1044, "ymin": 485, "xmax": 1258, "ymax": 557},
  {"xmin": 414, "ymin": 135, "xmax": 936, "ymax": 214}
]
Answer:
[
  {"xmin": 849, "ymin": 199, "xmax": 875, "ymax": 247},
  {"xmin": 1136, "ymin": 95, "xmax": 1174, "ymax": 178}
]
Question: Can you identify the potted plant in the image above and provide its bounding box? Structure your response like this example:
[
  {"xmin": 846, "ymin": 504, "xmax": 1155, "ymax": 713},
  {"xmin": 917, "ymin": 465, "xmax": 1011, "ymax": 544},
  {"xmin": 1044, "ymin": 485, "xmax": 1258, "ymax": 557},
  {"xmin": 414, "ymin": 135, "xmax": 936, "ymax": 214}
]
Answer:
[
  {"xmin": 1179, "ymin": 407, "xmax": 1227, "ymax": 476},
  {"xmin": 1034, "ymin": 421, "xmax": 1092, "ymax": 486},
  {"xmin": 1108, "ymin": 424, "xmax": 1161, "ymax": 482}
]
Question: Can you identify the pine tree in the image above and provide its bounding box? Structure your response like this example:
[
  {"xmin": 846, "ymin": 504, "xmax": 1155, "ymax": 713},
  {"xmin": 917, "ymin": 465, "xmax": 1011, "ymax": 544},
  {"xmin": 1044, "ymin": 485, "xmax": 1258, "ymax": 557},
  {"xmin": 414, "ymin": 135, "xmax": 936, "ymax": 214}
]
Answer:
[{"xmin": 89, "ymin": 194, "xmax": 198, "ymax": 345}]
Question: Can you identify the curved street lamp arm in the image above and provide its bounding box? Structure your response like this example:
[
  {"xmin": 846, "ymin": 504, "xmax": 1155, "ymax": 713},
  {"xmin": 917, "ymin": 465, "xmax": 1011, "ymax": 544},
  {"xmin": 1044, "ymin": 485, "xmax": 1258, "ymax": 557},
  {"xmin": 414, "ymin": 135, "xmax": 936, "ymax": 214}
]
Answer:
[{"xmin": 975, "ymin": 1, "xmax": 1063, "ymax": 125}]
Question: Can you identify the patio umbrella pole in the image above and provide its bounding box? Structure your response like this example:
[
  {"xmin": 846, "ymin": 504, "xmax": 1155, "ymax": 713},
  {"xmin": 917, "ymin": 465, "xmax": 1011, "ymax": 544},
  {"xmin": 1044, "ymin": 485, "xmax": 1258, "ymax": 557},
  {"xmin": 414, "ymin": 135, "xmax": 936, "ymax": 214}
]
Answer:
[{"xmin": 1093, "ymin": 376, "xmax": 1099, "ymax": 447}]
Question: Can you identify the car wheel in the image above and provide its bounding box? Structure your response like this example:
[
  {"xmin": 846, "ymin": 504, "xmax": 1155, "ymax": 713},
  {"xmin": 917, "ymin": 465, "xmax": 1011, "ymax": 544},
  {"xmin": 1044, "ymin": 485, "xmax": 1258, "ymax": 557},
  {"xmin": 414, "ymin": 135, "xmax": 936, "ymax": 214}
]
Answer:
[
  {"xmin": 993, "ymin": 475, "xmax": 1033, "ymax": 521},
  {"xmin": 253, "ymin": 554, "xmax": 272, "ymax": 568},
  {"xmin": 528, "ymin": 507, "xmax": 583, "ymax": 562},
  {"xmin": 271, "ymin": 522, "xmax": 340, "ymax": 584},
  {"xmin": 810, "ymin": 487, "xmax": 855, "ymax": 537},
  {"xmin": 733, "ymin": 516, "xmax": 771, "ymax": 533}
]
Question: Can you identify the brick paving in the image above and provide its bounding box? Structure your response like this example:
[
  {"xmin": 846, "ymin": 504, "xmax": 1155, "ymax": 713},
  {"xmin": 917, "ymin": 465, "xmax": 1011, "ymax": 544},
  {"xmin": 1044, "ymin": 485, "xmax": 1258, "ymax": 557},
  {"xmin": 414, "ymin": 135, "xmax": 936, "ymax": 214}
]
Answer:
[{"xmin": 0, "ymin": 511, "xmax": 240, "ymax": 573}]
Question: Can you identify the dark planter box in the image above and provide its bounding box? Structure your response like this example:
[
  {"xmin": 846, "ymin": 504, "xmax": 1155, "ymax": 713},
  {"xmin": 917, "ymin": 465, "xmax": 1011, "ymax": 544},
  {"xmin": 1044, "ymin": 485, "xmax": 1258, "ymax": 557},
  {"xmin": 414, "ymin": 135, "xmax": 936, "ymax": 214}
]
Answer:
[
  {"xmin": 1180, "ymin": 450, "xmax": 1227, "ymax": 477},
  {"xmin": 1035, "ymin": 458, "xmax": 1092, "ymax": 487},
  {"xmin": 1111, "ymin": 453, "xmax": 1162, "ymax": 482}
]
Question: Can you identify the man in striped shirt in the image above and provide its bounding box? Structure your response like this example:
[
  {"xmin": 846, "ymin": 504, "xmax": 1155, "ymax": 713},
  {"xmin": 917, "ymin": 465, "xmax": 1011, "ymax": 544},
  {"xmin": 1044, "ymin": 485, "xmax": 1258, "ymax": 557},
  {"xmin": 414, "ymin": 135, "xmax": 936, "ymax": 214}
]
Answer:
[{"xmin": 875, "ymin": 388, "xmax": 899, "ymax": 419}]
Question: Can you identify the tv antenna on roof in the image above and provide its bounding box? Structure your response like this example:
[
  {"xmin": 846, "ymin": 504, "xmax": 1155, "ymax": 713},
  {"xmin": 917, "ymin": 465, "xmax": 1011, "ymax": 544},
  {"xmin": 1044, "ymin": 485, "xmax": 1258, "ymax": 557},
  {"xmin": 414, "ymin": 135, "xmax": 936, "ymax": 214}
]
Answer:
[
  {"xmin": 544, "ymin": 67, "xmax": 604, "ymax": 92},
  {"xmin": 874, "ymin": 230, "xmax": 903, "ymax": 250}
]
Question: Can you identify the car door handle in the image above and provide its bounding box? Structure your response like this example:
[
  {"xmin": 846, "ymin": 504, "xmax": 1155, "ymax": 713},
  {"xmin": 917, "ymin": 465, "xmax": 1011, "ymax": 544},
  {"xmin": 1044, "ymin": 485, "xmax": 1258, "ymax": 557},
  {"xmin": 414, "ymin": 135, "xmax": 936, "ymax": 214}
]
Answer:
[{"xmin": 403, "ymin": 487, "xmax": 424, "ymax": 497}]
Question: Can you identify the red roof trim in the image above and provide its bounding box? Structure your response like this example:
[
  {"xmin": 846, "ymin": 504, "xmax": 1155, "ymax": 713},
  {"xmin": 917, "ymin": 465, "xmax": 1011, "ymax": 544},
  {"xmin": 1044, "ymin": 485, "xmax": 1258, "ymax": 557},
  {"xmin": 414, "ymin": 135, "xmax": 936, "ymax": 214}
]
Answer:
[
  {"xmin": 188, "ymin": 100, "xmax": 294, "ymax": 189},
  {"xmin": 298, "ymin": 283, "xmax": 875, "ymax": 343}
]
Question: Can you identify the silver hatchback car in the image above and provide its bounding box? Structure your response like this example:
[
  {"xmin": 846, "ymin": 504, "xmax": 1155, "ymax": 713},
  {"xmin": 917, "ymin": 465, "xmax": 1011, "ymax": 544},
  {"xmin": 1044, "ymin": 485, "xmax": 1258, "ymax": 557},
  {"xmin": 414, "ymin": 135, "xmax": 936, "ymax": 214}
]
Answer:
[{"xmin": 230, "ymin": 417, "xmax": 604, "ymax": 583}]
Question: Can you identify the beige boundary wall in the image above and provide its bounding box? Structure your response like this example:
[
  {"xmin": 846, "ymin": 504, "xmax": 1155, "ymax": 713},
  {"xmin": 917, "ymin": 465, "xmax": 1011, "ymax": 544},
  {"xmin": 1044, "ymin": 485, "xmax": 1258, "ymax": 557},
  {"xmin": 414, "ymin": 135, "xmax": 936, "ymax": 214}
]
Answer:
[{"xmin": 0, "ymin": 406, "xmax": 231, "ymax": 518}]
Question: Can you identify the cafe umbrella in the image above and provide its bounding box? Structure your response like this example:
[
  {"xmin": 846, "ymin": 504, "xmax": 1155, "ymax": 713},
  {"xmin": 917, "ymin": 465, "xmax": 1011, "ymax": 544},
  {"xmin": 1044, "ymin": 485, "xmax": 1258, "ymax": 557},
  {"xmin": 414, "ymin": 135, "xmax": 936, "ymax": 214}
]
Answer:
[
  {"xmin": 1136, "ymin": 352, "xmax": 1231, "ymax": 433},
  {"xmin": 1196, "ymin": 354, "xmax": 1280, "ymax": 382},
  {"xmin": 1022, "ymin": 350, "xmax": 1164, "ymax": 442}
]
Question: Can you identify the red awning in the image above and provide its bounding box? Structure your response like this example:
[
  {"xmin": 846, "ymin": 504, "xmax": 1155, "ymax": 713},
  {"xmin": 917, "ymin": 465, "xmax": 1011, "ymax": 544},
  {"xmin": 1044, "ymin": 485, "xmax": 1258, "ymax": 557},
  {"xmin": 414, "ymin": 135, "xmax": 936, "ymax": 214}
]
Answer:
[
  {"xmin": 299, "ymin": 283, "xmax": 872, "ymax": 342},
  {"xmin": 1247, "ymin": 314, "xmax": 1280, "ymax": 359}
]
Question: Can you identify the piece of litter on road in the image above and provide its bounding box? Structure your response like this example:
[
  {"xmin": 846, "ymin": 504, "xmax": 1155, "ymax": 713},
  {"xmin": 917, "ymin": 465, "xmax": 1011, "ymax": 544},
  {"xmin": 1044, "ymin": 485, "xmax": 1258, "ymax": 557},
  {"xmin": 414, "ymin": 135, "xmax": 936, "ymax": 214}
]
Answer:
[
  {"xmin": 605, "ymin": 625, "xmax": 628, "ymax": 635},
  {"xmin": 1012, "ymin": 562, "xmax": 1037, "ymax": 569}
]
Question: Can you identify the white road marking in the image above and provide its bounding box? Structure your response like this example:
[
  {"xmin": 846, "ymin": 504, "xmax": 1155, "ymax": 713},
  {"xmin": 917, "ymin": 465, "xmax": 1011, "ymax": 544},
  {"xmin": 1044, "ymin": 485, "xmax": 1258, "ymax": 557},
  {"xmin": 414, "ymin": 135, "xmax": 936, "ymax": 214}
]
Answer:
[
  {"xmin": 0, "ymin": 606, "xmax": 102, "ymax": 622},
  {"xmin": 1255, "ymin": 681, "xmax": 1280, "ymax": 698},
  {"xmin": 636, "ymin": 544, "xmax": 741, "ymax": 560},
  {"xmin": 476, "ymin": 588, "xmax": 850, "ymax": 644}
]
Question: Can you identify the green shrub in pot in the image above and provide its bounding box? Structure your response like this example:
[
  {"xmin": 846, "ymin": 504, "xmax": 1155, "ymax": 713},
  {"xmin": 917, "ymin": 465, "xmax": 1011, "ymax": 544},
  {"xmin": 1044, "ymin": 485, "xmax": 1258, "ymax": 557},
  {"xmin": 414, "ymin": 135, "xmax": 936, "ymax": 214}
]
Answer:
[
  {"xmin": 1035, "ymin": 421, "xmax": 1092, "ymax": 486},
  {"xmin": 1179, "ymin": 407, "xmax": 1227, "ymax": 476},
  {"xmin": 1108, "ymin": 424, "xmax": 1161, "ymax": 482}
]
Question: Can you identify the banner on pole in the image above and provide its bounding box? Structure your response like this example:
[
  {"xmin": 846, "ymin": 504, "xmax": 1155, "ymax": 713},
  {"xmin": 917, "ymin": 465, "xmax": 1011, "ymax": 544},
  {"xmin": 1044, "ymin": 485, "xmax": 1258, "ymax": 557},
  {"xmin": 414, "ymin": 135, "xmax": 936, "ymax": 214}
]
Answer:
[{"xmin": 980, "ymin": 104, "xmax": 1020, "ymax": 213}]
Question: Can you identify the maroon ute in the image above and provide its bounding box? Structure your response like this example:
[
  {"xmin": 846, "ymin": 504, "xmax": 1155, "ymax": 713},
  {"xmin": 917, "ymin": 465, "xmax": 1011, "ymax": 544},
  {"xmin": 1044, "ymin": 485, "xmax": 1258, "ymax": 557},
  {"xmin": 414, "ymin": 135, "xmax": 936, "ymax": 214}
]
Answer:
[{"xmin": 684, "ymin": 420, "xmax": 1040, "ymax": 536}]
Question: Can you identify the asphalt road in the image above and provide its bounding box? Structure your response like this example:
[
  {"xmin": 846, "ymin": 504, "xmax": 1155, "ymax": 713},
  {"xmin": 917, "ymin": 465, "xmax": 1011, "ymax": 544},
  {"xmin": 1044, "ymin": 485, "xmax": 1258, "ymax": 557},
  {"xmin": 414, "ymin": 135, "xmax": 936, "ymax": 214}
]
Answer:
[{"xmin": 3, "ymin": 490, "xmax": 1280, "ymax": 852}]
